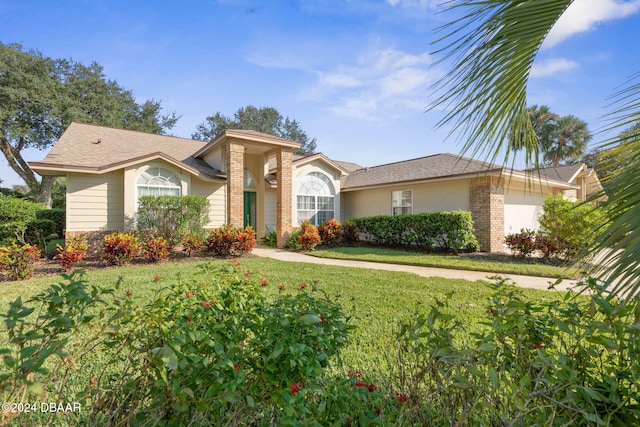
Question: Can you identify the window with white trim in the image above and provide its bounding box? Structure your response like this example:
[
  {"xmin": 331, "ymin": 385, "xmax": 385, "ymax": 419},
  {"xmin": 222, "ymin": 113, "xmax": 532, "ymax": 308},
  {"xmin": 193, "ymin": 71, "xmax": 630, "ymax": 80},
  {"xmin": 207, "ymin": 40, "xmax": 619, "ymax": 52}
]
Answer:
[
  {"xmin": 136, "ymin": 167, "xmax": 181, "ymax": 198},
  {"xmin": 296, "ymin": 172, "xmax": 335, "ymax": 225},
  {"xmin": 391, "ymin": 190, "xmax": 412, "ymax": 215}
]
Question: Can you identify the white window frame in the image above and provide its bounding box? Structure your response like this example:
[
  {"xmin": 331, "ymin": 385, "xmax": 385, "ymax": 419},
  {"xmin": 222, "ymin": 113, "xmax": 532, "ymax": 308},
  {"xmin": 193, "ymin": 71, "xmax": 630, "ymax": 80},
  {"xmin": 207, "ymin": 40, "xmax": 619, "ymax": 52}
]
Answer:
[
  {"xmin": 391, "ymin": 190, "xmax": 412, "ymax": 215},
  {"xmin": 136, "ymin": 167, "xmax": 182, "ymax": 203},
  {"xmin": 296, "ymin": 172, "xmax": 335, "ymax": 225}
]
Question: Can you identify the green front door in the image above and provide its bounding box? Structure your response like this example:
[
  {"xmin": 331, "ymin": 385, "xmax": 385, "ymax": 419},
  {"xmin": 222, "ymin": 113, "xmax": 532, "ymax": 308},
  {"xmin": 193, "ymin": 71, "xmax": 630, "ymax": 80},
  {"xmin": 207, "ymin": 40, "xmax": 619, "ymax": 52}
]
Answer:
[{"xmin": 243, "ymin": 191, "xmax": 257, "ymax": 229}]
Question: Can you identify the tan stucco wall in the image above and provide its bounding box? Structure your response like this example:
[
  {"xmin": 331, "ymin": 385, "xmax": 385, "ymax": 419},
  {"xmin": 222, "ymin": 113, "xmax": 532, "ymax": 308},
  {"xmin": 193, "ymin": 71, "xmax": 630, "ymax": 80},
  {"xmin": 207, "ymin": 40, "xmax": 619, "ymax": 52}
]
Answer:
[
  {"xmin": 66, "ymin": 171, "xmax": 124, "ymax": 231},
  {"xmin": 293, "ymin": 160, "xmax": 343, "ymax": 225},
  {"xmin": 343, "ymin": 179, "xmax": 470, "ymax": 219}
]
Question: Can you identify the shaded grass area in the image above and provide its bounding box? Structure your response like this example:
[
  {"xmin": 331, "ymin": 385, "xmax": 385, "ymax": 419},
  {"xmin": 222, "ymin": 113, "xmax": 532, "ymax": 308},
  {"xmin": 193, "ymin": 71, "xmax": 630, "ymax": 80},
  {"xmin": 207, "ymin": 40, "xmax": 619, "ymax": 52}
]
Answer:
[
  {"xmin": 0, "ymin": 257, "xmax": 566, "ymax": 377},
  {"xmin": 308, "ymin": 246, "xmax": 581, "ymax": 279}
]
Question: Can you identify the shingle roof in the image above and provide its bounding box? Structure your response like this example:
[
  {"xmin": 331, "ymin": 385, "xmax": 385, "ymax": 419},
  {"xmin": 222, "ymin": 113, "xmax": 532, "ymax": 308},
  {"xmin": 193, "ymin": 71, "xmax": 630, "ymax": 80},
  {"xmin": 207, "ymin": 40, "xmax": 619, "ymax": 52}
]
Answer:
[
  {"xmin": 31, "ymin": 122, "xmax": 223, "ymax": 179},
  {"xmin": 536, "ymin": 164, "xmax": 584, "ymax": 183},
  {"xmin": 342, "ymin": 153, "xmax": 500, "ymax": 189}
]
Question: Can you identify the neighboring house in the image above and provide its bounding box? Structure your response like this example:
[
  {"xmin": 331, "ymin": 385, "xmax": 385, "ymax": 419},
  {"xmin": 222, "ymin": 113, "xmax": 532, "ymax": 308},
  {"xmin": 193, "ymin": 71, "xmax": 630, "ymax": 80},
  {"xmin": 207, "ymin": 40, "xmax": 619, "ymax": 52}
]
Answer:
[{"xmin": 29, "ymin": 122, "xmax": 603, "ymax": 252}]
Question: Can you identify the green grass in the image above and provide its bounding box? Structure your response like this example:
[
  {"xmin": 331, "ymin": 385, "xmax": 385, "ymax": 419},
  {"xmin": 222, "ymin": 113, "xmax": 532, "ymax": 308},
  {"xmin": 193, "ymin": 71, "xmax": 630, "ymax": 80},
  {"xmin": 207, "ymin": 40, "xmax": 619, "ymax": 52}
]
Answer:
[
  {"xmin": 308, "ymin": 246, "xmax": 581, "ymax": 279},
  {"xmin": 0, "ymin": 257, "xmax": 566, "ymax": 376}
]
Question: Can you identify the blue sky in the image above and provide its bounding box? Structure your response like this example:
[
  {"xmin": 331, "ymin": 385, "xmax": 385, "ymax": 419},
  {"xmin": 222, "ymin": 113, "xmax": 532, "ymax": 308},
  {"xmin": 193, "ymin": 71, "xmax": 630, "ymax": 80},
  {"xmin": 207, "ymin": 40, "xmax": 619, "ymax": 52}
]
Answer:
[{"xmin": 2, "ymin": 0, "xmax": 640, "ymax": 187}]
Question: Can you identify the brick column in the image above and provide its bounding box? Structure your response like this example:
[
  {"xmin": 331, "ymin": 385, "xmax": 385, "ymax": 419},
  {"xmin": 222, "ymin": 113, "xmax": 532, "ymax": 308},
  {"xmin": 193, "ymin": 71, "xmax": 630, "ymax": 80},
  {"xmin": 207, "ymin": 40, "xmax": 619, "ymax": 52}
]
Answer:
[
  {"xmin": 276, "ymin": 148, "xmax": 293, "ymax": 248},
  {"xmin": 226, "ymin": 140, "xmax": 244, "ymax": 228},
  {"xmin": 469, "ymin": 176, "xmax": 505, "ymax": 252}
]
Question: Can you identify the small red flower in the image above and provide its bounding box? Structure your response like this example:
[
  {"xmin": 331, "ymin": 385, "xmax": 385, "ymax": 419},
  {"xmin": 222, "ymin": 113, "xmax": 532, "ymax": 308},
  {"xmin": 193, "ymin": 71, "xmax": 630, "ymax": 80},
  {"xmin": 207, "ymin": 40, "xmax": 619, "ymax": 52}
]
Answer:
[
  {"xmin": 203, "ymin": 301, "xmax": 212, "ymax": 308},
  {"xmin": 261, "ymin": 279, "xmax": 269, "ymax": 286},
  {"xmin": 345, "ymin": 417, "xmax": 352, "ymax": 426},
  {"xmin": 354, "ymin": 382, "xmax": 367, "ymax": 388},
  {"xmin": 394, "ymin": 392, "xmax": 408, "ymax": 403},
  {"xmin": 368, "ymin": 383, "xmax": 378, "ymax": 392},
  {"xmin": 278, "ymin": 284, "xmax": 286, "ymax": 290},
  {"xmin": 231, "ymin": 258, "xmax": 241, "ymax": 267},
  {"xmin": 125, "ymin": 290, "xmax": 132, "ymax": 297},
  {"xmin": 348, "ymin": 371, "xmax": 362, "ymax": 378},
  {"xmin": 533, "ymin": 344, "xmax": 546, "ymax": 349},
  {"xmin": 289, "ymin": 383, "xmax": 302, "ymax": 395},
  {"xmin": 298, "ymin": 282, "xmax": 308, "ymax": 289},
  {"xmin": 185, "ymin": 291, "xmax": 192, "ymax": 298},
  {"xmin": 374, "ymin": 405, "xmax": 381, "ymax": 415},
  {"xmin": 186, "ymin": 318, "xmax": 192, "ymax": 323},
  {"xmin": 153, "ymin": 275, "xmax": 162, "ymax": 282},
  {"xmin": 320, "ymin": 316, "xmax": 327, "ymax": 323},
  {"xmin": 233, "ymin": 363, "xmax": 243, "ymax": 371}
]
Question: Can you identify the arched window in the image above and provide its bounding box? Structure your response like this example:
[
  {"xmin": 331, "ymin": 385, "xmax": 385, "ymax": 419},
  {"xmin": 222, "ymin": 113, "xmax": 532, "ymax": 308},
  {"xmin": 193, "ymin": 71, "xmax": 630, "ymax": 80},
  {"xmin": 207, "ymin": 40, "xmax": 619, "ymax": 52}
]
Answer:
[
  {"xmin": 297, "ymin": 172, "xmax": 335, "ymax": 225},
  {"xmin": 137, "ymin": 167, "xmax": 181, "ymax": 198}
]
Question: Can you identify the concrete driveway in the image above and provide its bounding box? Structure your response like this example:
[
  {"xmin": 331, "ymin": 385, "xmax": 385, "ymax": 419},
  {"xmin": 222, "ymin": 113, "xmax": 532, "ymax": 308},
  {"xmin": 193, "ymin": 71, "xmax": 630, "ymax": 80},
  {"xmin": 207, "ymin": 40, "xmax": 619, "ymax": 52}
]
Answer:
[{"xmin": 252, "ymin": 246, "xmax": 584, "ymax": 293}]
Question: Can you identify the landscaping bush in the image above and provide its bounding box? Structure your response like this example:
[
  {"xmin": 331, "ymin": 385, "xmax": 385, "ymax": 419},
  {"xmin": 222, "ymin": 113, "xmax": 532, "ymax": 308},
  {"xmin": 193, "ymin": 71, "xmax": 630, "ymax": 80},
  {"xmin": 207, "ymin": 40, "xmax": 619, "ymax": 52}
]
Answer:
[
  {"xmin": 341, "ymin": 219, "xmax": 360, "ymax": 246},
  {"xmin": 206, "ymin": 225, "xmax": 256, "ymax": 257},
  {"xmin": 538, "ymin": 195, "xmax": 605, "ymax": 260},
  {"xmin": 260, "ymin": 227, "xmax": 278, "ymax": 248},
  {"xmin": 318, "ymin": 218, "xmax": 343, "ymax": 247},
  {"xmin": 136, "ymin": 195, "xmax": 209, "ymax": 246},
  {"xmin": 54, "ymin": 236, "xmax": 89, "ymax": 271},
  {"xmin": 141, "ymin": 236, "xmax": 171, "ymax": 263},
  {"xmin": 0, "ymin": 243, "xmax": 41, "ymax": 280},
  {"xmin": 0, "ymin": 262, "xmax": 355, "ymax": 426},
  {"xmin": 36, "ymin": 208, "xmax": 65, "ymax": 238},
  {"xmin": 297, "ymin": 221, "xmax": 321, "ymax": 251},
  {"xmin": 352, "ymin": 211, "xmax": 479, "ymax": 252},
  {"xmin": 388, "ymin": 278, "xmax": 640, "ymax": 425},
  {"xmin": 101, "ymin": 232, "xmax": 140, "ymax": 266},
  {"xmin": 286, "ymin": 229, "xmax": 303, "ymax": 251},
  {"xmin": 505, "ymin": 228, "xmax": 538, "ymax": 258},
  {"xmin": 23, "ymin": 218, "xmax": 56, "ymax": 250},
  {"xmin": 180, "ymin": 231, "xmax": 206, "ymax": 256},
  {"xmin": 0, "ymin": 195, "xmax": 42, "ymax": 243}
]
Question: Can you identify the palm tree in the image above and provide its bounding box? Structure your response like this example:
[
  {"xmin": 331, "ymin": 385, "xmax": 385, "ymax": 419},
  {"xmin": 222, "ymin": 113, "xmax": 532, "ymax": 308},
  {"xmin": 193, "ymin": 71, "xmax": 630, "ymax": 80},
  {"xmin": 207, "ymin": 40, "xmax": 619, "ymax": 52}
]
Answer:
[
  {"xmin": 543, "ymin": 114, "xmax": 591, "ymax": 167},
  {"xmin": 429, "ymin": 0, "xmax": 640, "ymax": 300}
]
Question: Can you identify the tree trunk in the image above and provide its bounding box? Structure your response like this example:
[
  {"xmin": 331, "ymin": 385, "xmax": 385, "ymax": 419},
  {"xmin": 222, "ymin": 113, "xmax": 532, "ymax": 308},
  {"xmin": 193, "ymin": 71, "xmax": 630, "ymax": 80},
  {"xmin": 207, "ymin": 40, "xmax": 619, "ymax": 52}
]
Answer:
[
  {"xmin": 34, "ymin": 176, "xmax": 54, "ymax": 208},
  {"xmin": 0, "ymin": 135, "xmax": 52, "ymax": 207}
]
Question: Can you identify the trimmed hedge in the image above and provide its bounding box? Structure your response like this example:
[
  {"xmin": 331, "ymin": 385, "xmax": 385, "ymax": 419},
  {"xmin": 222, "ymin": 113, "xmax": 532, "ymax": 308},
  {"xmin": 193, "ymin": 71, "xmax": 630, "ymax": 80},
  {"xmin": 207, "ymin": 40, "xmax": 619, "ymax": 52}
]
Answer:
[
  {"xmin": 36, "ymin": 208, "xmax": 66, "ymax": 238},
  {"xmin": 351, "ymin": 210, "xmax": 480, "ymax": 252}
]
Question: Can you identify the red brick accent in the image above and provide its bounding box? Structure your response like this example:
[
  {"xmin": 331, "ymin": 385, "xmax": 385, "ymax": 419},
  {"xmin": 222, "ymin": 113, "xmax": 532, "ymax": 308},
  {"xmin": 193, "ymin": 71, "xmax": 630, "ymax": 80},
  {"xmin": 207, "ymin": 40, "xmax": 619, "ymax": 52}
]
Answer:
[
  {"xmin": 276, "ymin": 148, "xmax": 293, "ymax": 248},
  {"xmin": 469, "ymin": 176, "xmax": 505, "ymax": 252},
  {"xmin": 226, "ymin": 140, "xmax": 245, "ymax": 228}
]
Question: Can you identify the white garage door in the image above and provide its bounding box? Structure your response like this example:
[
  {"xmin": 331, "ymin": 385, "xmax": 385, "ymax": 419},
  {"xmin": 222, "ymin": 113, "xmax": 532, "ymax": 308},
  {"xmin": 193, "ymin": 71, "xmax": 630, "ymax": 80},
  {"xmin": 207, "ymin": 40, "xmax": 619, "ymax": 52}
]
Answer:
[{"xmin": 504, "ymin": 190, "xmax": 544, "ymax": 235}]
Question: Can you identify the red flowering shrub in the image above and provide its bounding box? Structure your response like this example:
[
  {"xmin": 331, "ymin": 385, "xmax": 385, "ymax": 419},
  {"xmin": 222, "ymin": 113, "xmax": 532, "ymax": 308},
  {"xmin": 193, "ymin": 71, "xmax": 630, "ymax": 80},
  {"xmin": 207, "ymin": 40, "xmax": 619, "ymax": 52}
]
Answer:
[
  {"xmin": 206, "ymin": 225, "xmax": 256, "ymax": 257},
  {"xmin": 101, "ymin": 232, "xmax": 140, "ymax": 266},
  {"xmin": 504, "ymin": 229, "xmax": 537, "ymax": 258},
  {"xmin": 54, "ymin": 236, "xmax": 89, "ymax": 271},
  {"xmin": 142, "ymin": 236, "xmax": 171, "ymax": 263},
  {"xmin": 318, "ymin": 218, "xmax": 343, "ymax": 247},
  {"xmin": 0, "ymin": 243, "xmax": 41, "ymax": 280},
  {"xmin": 180, "ymin": 232, "xmax": 205, "ymax": 257},
  {"xmin": 297, "ymin": 221, "xmax": 321, "ymax": 251}
]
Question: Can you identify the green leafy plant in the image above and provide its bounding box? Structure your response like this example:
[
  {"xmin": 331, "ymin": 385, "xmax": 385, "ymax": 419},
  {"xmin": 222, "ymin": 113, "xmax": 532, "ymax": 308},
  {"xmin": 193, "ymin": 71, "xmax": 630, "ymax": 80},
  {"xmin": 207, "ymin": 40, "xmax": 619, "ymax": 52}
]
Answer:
[
  {"xmin": 297, "ymin": 221, "xmax": 321, "ymax": 251},
  {"xmin": 36, "ymin": 208, "xmax": 65, "ymax": 238},
  {"xmin": 101, "ymin": 231, "xmax": 140, "ymax": 266},
  {"xmin": 260, "ymin": 227, "xmax": 278, "ymax": 248},
  {"xmin": 180, "ymin": 230, "xmax": 206, "ymax": 256},
  {"xmin": 54, "ymin": 236, "xmax": 89, "ymax": 271},
  {"xmin": 352, "ymin": 210, "xmax": 479, "ymax": 252},
  {"xmin": 206, "ymin": 225, "xmax": 256, "ymax": 257},
  {"xmin": 318, "ymin": 218, "xmax": 343, "ymax": 247},
  {"xmin": 136, "ymin": 195, "xmax": 210, "ymax": 246},
  {"xmin": 0, "ymin": 195, "xmax": 42, "ymax": 244},
  {"xmin": 141, "ymin": 236, "xmax": 171, "ymax": 263},
  {"xmin": 341, "ymin": 220, "xmax": 360, "ymax": 246},
  {"xmin": 0, "ymin": 243, "xmax": 41, "ymax": 280}
]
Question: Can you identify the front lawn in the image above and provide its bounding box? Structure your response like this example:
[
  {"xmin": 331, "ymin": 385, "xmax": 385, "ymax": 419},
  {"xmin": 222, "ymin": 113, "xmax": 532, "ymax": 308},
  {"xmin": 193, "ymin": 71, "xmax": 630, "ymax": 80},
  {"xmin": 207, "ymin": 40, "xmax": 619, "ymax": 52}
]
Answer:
[
  {"xmin": 308, "ymin": 246, "xmax": 582, "ymax": 279},
  {"xmin": 3, "ymin": 257, "xmax": 632, "ymax": 426}
]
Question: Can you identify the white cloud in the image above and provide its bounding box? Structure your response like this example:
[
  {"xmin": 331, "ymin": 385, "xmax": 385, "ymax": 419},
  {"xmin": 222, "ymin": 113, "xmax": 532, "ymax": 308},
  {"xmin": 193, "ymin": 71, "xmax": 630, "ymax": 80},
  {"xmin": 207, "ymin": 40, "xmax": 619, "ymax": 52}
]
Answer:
[
  {"xmin": 299, "ymin": 48, "xmax": 437, "ymax": 120},
  {"xmin": 530, "ymin": 58, "xmax": 579, "ymax": 78},
  {"xmin": 546, "ymin": 0, "xmax": 640, "ymax": 47}
]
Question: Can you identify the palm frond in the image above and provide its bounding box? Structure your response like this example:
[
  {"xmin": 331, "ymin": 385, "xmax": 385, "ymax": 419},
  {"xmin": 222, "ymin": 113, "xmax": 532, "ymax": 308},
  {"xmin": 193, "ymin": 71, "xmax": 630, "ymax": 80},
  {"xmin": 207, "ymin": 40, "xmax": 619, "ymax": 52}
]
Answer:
[
  {"xmin": 589, "ymin": 75, "xmax": 640, "ymax": 300},
  {"xmin": 429, "ymin": 0, "xmax": 573, "ymax": 170}
]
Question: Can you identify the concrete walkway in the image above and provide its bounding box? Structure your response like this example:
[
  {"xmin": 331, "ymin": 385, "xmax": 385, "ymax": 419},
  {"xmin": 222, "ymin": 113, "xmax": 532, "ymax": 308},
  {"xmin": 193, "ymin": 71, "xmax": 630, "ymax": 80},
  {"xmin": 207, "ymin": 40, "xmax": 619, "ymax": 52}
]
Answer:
[{"xmin": 252, "ymin": 246, "xmax": 583, "ymax": 293}]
